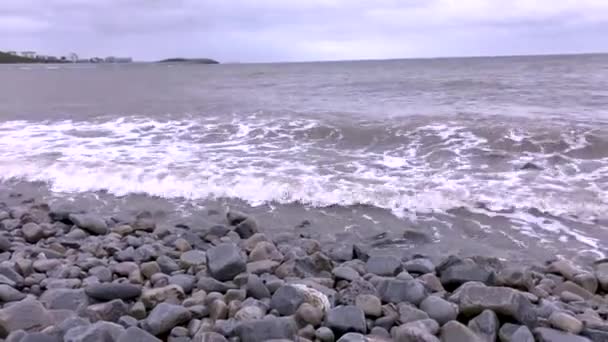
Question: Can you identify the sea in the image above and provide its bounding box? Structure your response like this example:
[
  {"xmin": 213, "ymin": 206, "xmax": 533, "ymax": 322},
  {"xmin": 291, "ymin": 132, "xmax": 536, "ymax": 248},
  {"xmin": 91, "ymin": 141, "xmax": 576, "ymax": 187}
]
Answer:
[{"xmin": 1, "ymin": 54, "xmax": 607, "ymax": 263}]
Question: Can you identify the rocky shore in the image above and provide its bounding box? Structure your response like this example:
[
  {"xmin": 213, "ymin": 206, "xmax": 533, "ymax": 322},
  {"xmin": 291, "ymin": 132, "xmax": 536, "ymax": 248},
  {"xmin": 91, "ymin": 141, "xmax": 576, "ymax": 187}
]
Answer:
[{"xmin": 0, "ymin": 198, "xmax": 607, "ymax": 342}]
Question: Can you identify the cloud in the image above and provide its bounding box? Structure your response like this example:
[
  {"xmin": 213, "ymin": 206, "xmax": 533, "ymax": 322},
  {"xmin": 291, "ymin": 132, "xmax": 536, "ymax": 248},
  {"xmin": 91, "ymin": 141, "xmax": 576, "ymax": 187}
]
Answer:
[{"xmin": 0, "ymin": 0, "xmax": 606, "ymax": 61}]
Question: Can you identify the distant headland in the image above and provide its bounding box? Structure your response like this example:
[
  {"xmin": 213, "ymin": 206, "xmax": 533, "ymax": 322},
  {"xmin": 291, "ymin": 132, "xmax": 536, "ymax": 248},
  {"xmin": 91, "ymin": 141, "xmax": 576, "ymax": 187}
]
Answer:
[{"xmin": 157, "ymin": 58, "xmax": 219, "ymax": 64}]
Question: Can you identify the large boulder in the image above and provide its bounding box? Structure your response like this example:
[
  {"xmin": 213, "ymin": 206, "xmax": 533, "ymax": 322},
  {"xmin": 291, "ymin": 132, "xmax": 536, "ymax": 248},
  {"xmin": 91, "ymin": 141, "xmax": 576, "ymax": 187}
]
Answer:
[
  {"xmin": 325, "ymin": 306, "xmax": 366, "ymax": 336},
  {"xmin": 449, "ymin": 283, "xmax": 537, "ymax": 327},
  {"xmin": 142, "ymin": 303, "xmax": 192, "ymax": 336},
  {"xmin": 234, "ymin": 317, "xmax": 297, "ymax": 342},
  {"xmin": 0, "ymin": 299, "xmax": 52, "ymax": 337},
  {"xmin": 68, "ymin": 214, "xmax": 108, "ymax": 235},
  {"xmin": 206, "ymin": 243, "xmax": 246, "ymax": 281}
]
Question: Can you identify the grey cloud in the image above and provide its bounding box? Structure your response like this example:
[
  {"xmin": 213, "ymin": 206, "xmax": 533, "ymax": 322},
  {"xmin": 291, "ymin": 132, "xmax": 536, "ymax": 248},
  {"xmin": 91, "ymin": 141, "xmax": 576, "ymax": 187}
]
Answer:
[{"xmin": 0, "ymin": 0, "xmax": 606, "ymax": 62}]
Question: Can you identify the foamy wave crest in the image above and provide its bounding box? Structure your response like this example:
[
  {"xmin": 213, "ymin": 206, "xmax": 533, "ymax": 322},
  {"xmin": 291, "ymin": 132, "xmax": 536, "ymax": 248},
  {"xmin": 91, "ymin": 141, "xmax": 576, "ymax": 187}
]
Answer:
[{"xmin": 0, "ymin": 116, "xmax": 606, "ymax": 221}]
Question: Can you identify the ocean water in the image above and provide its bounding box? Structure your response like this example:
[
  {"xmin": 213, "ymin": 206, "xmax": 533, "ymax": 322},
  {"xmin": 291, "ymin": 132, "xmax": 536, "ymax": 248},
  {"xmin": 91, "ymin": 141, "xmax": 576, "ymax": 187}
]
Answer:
[{"xmin": 1, "ymin": 54, "xmax": 608, "ymax": 262}]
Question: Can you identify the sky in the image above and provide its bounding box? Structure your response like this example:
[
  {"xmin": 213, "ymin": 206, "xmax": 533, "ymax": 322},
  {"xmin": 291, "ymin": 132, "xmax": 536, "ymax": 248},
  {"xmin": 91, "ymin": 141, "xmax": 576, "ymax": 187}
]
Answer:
[{"xmin": 0, "ymin": 0, "xmax": 607, "ymax": 62}]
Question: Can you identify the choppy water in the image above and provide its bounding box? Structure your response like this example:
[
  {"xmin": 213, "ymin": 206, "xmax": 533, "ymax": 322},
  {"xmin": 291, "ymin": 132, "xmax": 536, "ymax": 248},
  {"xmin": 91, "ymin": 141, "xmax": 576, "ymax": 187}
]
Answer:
[{"xmin": 1, "ymin": 54, "xmax": 608, "ymax": 262}]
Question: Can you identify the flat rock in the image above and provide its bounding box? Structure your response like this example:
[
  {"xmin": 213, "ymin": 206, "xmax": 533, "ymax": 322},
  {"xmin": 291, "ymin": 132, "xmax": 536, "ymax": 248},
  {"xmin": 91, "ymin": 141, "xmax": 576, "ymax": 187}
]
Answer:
[
  {"xmin": 143, "ymin": 303, "xmax": 192, "ymax": 336},
  {"xmin": 68, "ymin": 214, "xmax": 108, "ymax": 235},
  {"xmin": 249, "ymin": 241, "xmax": 283, "ymax": 262},
  {"xmin": 271, "ymin": 285, "xmax": 306, "ymax": 316},
  {"xmin": 553, "ymin": 281, "xmax": 594, "ymax": 301},
  {"xmin": 375, "ymin": 278, "xmax": 427, "ymax": 305},
  {"xmin": 449, "ymin": 283, "xmax": 536, "ymax": 327},
  {"xmin": 196, "ymin": 276, "xmax": 237, "ymax": 293},
  {"xmin": 85, "ymin": 283, "xmax": 142, "ymax": 301},
  {"xmin": 440, "ymin": 321, "xmax": 482, "ymax": 342},
  {"xmin": 0, "ymin": 299, "xmax": 52, "ymax": 338},
  {"xmin": 40, "ymin": 288, "xmax": 88, "ymax": 311},
  {"xmin": 534, "ymin": 327, "xmax": 591, "ymax": 342},
  {"xmin": 64, "ymin": 321, "xmax": 125, "ymax": 342},
  {"xmin": 234, "ymin": 317, "xmax": 297, "ymax": 342},
  {"xmin": 206, "ymin": 243, "xmax": 246, "ymax": 281},
  {"xmin": 468, "ymin": 310, "xmax": 498, "ymax": 342},
  {"xmin": 325, "ymin": 305, "xmax": 367, "ymax": 336},
  {"xmin": 366, "ymin": 255, "xmax": 401, "ymax": 276},
  {"xmin": 419, "ymin": 295, "xmax": 458, "ymax": 325},
  {"xmin": 157, "ymin": 256, "xmax": 180, "ymax": 274},
  {"xmin": 117, "ymin": 326, "xmax": 162, "ymax": 342}
]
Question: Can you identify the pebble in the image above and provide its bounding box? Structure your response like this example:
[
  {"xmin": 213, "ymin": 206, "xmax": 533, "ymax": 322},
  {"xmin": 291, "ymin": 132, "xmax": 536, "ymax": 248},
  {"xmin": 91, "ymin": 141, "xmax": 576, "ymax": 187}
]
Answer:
[
  {"xmin": 549, "ymin": 311, "xmax": 584, "ymax": 334},
  {"xmin": 355, "ymin": 294, "xmax": 382, "ymax": 317},
  {"xmin": 143, "ymin": 303, "xmax": 192, "ymax": 336},
  {"xmin": 419, "ymin": 295, "xmax": 459, "ymax": 325},
  {"xmin": 296, "ymin": 302, "xmax": 324, "ymax": 326},
  {"xmin": 206, "ymin": 243, "xmax": 246, "ymax": 281}
]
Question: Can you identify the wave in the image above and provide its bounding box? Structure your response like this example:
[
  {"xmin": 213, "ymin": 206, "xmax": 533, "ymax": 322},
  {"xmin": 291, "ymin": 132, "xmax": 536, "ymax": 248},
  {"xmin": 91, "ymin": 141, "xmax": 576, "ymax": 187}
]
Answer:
[{"xmin": 0, "ymin": 115, "xmax": 606, "ymax": 223}]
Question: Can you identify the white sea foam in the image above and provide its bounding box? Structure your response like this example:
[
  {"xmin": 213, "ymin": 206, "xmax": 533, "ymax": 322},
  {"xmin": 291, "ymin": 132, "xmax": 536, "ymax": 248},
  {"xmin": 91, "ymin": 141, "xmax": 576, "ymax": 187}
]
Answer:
[{"xmin": 0, "ymin": 116, "xmax": 606, "ymax": 250}]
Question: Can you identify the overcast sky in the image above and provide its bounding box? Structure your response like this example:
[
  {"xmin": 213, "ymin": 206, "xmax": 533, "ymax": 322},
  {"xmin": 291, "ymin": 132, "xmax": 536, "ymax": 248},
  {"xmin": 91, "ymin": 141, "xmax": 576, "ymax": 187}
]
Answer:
[{"xmin": 0, "ymin": 0, "xmax": 607, "ymax": 62}]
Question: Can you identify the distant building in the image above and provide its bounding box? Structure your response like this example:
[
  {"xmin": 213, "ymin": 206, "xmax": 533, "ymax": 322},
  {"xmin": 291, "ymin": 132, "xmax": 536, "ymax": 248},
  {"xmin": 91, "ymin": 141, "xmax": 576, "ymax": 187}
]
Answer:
[
  {"xmin": 20, "ymin": 51, "xmax": 36, "ymax": 58},
  {"xmin": 90, "ymin": 57, "xmax": 103, "ymax": 63},
  {"xmin": 69, "ymin": 53, "xmax": 79, "ymax": 63},
  {"xmin": 7, "ymin": 51, "xmax": 17, "ymax": 56}
]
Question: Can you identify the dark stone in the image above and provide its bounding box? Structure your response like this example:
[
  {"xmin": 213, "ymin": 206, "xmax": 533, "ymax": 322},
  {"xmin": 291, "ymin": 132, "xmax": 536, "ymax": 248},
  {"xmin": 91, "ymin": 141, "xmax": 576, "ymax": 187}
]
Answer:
[
  {"xmin": 366, "ymin": 255, "xmax": 401, "ymax": 276},
  {"xmin": 234, "ymin": 317, "xmax": 297, "ymax": 342},
  {"xmin": 403, "ymin": 258, "xmax": 435, "ymax": 274},
  {"xmin": 85, "ymin": 283, "xmax": 142, "ymax": 301},
  {"xmin": 196, "ymin": 276, "xmax": 237, "ymax": 293},
  {"xmin": 294, "ymin": 252, "xmax": 334, "ymax": 278},
  {"xmin": 157, "ymin": 255, "xmax": 180, "ymax": 274},
  {"xmin": 226, "ymin": 210, "xmax": 248, "ymax": 226},
  {"xmin": 234, "ymin": 217, "xmax": 258, "ymax": 239},
  {"xmin": 582, "ymin": 328, "xmax": 608, "ymax": 342},
  {"xmin": 0, "ymin": 235, "xmax": 10, "ymax": 252},
  {"xmin": 270, "ymin": 285, "xmax": 305, "ymax": 316},
  {"xmin": 437, "ymin": 257, "xmax": 493, "ymax": 290},
  {"xmin": 440, "ymin": 321, "xmax": 482, "ymax": 342},
  {"xmin": 0, "ymin": 285, "xmax": 26, "ymax": 302},
  {"xmin": 375, "ymin": 278, "xmax": 427, "ymax": 305},
  {"xmin": 206, "ymin": 243, "xmax": 246, "ymax": 281},
  {"xmin": 325, "ymin": 306, "xmax": 367, "ymax": 336},
  {"xmin": 521, "ymin": 162, "xmax": 543, "ymax": 170}
]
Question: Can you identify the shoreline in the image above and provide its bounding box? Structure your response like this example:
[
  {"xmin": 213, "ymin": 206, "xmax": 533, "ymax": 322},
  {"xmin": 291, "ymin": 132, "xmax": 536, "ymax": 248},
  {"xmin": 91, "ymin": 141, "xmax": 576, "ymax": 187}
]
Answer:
[{"xmin": 0, "ymin": 194, "xmax": 607, "ymax": 341}]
